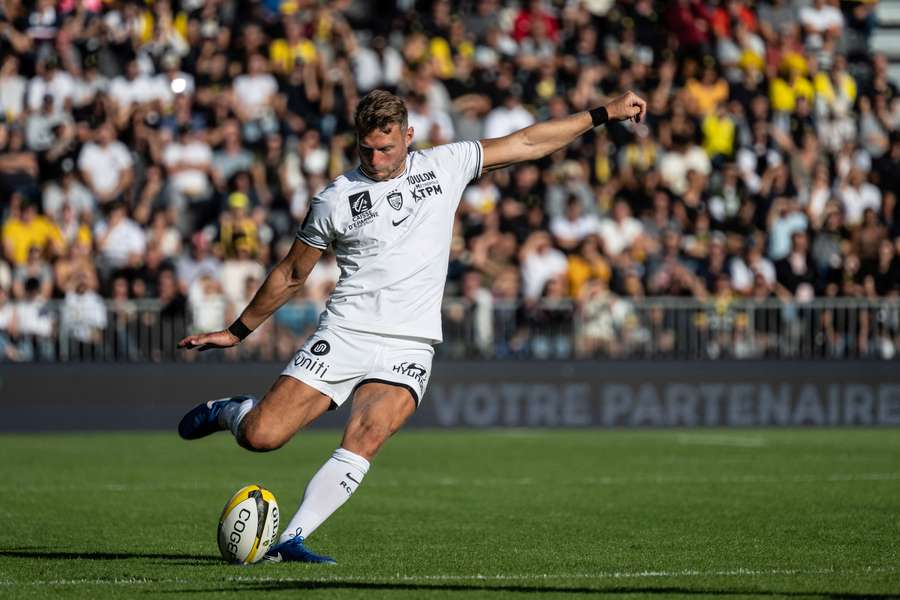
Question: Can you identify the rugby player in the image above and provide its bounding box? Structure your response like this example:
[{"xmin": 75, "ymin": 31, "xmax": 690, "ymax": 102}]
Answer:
[{"xmin": 177, "ymin": 89, "xmax": 646, "ymax": 563}]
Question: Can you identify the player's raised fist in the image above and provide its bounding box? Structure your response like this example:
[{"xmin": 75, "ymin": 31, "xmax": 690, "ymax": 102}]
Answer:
[
  {"xmin": 605, "ymin": 91, "xmax": 647, "ymax": 123},
  {"xmin": 178, "ymin": 329, "xmax": 240, "ymax": 352}
]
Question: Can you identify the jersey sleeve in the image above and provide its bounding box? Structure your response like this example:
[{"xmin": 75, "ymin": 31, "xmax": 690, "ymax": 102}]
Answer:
[
  {"xmin": 296, "ymin": 193, "xmax": 336, "ymax": 250},
  {"xmin": 430, "ymin": 140, "xmax": 483, "ymax": 185}
]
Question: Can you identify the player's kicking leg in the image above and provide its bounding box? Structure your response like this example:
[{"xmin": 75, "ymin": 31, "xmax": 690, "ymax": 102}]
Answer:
[
  {"xmin": 177, "ymin": 375, "xmax": 331, "ymax": 449},
  {"xmin": 266, "ymin": 382, "xmax": 416, "ymax": 564},
  {"xmin": 178, "ymin": 375, "xmax": 340, "ymax": 562}
]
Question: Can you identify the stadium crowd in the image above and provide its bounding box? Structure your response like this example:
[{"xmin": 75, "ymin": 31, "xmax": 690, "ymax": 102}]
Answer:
[{"xmin": 0, "ymin": 0, "xmax": 898, "ymax": 361}]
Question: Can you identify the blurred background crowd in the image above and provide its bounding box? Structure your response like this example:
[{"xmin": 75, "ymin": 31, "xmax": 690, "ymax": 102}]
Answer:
[{"xmin": 0, "ymin": 0, "xmax": 898, "ymax": 362}]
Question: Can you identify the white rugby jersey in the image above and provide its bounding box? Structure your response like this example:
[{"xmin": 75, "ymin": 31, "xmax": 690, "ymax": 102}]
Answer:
[{"xmin": 297, "ymin": 140, "xmax": 483, "ymax": 343}]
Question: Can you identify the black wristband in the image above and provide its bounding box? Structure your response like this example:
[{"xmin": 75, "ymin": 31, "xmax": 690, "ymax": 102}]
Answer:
[
  {"xmin": 228, "ymin": 319, "xmax": 253, "ymax": 341},
  {"xmin": 589, "ymin": 106, "xmax": 609, "ymax": 127}
]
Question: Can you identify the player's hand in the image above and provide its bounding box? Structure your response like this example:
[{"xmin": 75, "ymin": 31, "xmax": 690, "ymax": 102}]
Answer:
[
  {"xmin": 178, "ymin": 329, "xmax": 240, "ymax": 352},
  {"xmin": 605, "ymin": 91, "xmax": 647, "ymax": 123}
]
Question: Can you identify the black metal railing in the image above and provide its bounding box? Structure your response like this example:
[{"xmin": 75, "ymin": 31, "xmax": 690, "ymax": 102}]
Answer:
[{"xmin": 3, "ymin": 297, "xmax": 899, "ymax": 363}]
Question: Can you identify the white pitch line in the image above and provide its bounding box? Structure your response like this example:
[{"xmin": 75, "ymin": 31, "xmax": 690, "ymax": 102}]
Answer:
[
  {"xmin": 6, "ymin": 472, "xmax": 900, "ymax": 494},
  {"xmin": 399, "ymin": 472, "xmax": 900, "ymax": 487},
  {"xmin": 676, "ymin": 434, "xmax": 769, "ymax": 448},
  {"xmin": 0, "ymin": 566, "xmax": 895, "ymax": 587}
]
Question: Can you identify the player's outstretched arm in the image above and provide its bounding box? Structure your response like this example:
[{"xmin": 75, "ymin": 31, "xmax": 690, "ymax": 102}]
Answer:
[
  {"xmin": 480, "ymin": 91, "xmax": 646, "ymax": 172},
  {"xmin": 178, "ymin": 240, "xmax": 322, "ymax": 351}
]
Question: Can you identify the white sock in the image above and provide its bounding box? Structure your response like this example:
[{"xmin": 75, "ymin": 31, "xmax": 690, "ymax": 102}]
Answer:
[
  {"xmin": 216, "ymin": 395, "xmax": 257, "ymax": 437},
  {"xmin": 279, "ymin": 447, "xmax": 370, "ymax": 543}
]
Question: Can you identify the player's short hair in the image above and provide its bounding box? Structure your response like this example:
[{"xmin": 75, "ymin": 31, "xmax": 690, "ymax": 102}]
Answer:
[{"xmin": 354, "ymin": 90, "xmax": 408, "ymax": 136}]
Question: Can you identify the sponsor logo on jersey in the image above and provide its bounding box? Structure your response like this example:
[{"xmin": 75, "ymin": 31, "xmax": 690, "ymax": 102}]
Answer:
[
  {"xmin": 347, "ymin": 190, "xmax": 378, "ymax": 231},
  {"xmin": 293, "ymin": 350, "xmax": 330, "ymax": 377},
  {"xmin": 406, "ymin": 171, "xmax": 438, "ymax": 185},
  {"xmin": 392, "ymin": 361, "xmax": 428, "ymax": 393},
  {"xmin": 407, "ymin": 170, "xmax": 442, "ymax": 203},
  {"xmin": 310, "ymin": 340, "xmax": 330, "ymax": 356},
  {"xmin": 348, "ymin": 190, "xmax": 372, "ymax": 216},
  {"xmin": 387, "ymin": 190, "xmax": 403, "ymax": 211}
]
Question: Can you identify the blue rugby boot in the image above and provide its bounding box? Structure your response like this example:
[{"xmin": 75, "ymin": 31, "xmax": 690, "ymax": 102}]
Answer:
[
  {"xmin": 264, "ymin": 535, "xmax": 337, "ymax": 564},
  {"xmin": 177, "ymin": 396, "xmax": 250, "ymax": 440}
]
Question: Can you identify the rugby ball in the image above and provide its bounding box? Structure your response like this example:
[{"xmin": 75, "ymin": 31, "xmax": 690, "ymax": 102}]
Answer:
[{"xmin": 217, "ymin": 484, "xmax": 280, "ymax": 564}]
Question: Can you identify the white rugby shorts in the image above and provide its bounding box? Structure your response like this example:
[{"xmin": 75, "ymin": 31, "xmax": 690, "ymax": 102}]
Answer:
[{"xmin": 281, "ymin": 323, "xmax": 434, "ymax": 409}]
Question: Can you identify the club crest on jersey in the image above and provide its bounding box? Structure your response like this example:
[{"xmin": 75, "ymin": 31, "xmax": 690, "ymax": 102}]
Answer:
[
  {"xmin": 387, "ymin": 190, "xmax": 403, "ymax": 211},
  {"xmin": 347, "ymin": 190, "xmax": 378, "ymax": 231}
]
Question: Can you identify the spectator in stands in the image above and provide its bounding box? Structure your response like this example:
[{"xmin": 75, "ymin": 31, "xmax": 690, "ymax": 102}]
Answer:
[
  {"xmin": 776, "ymin": 230, "xmax": 817, "ymax": 297},
  {"xmin": 799, "ymin": 0, "xmax": 844, "ymax": 39},
  {"xmin": 545, "ymin": 160, "xmax": 594, "ymax": 219},
  {"xmin": 0, "ymin": 286, "xmax": 17, "ymax": 361},
  {"xmin": 520, "ymin": 231, "xmax": 567, "ymax": 301},
  {"xmin": 26, "ymin": 56, "xmax": 75, "ymax": 115},
  {"xmin": 43, "ymin": 166, "xmax": 94, "ymax": 224},
  {"xmin": 217, "ymin": 192, "xmax": 259, "ymax": 258},
  {"xmin": 874, "ymin": 238, "xmax": 900, "ymax": 296},
  {"xmin": 94, "ymin": 201, "xmax": 146, "ymax": 272},
  {"xmin": 768, "ymin": 197, "xmax": 809, "ymax": 260},
  {"xmin": 838, "ymin": 167, "xmax": 882, "ymax": 227},
  {"xmin": 232, "ymin": 53, "xmax": 278, "ymax": 143},
  {"xmin": 163, "ymin": 124, "xmax": 214, "ymax": 233},
  {"xmin": 60, "ymin": 272, "xmax": 106, "ymax": 360},
  {"xmin": 213, "ymin": 119, "xmax": 254, "ymax": 188},
  {"xmin": 484, "ymin": 92, "xmax": 535, "ymax": 139},
  {"xmin": 550, "ymin": 195, "xmax": 600, "ymax": 253},
  {"xmin": 176, "ymin": 233, "xmax": 221, "ymax": 293},
  {"xmin": 15, "ymin": 277, "xmax": 54, "ymax": 361},
  {"xmin": 77, "ymin": 121, "xmax": 133, "ymax": 207},
  {"xmin": 598, "ymin": 199, "xmax": 644, "ymax": 258},
  {"xmin": 12, "ymin": 245, "xmax": 52, "ymax": 300},
  {"xmin": 527, "ymin": 275, "xmax": 573, "ymax": 359},
  {"xmin": 0, "ymin": 55, "xmax": 26, "ymax": 121},
  {"xmin": 221, "ymin": 237, "xmax": 265, "ymax": 312},
  {"xmin": 731, "ymin": 237, "xmax": 776, "ymax": 296},
  {"xmin": 188, "ymin": 272, "xmax": 228, "ymax": 336},
  {"xmin": 2, "ymin": 198, "xmax": 63, "ymax": 266},
  {"xmin": 108, "ymin": 274, "xmax": 139, "ymax": 361},
  {"xmin": 156, "ymin": 268, "xmax": 187, "ymax": 361},
  {"xmin": 659, "ymin": 125, "xmax": 712, "ymax": 196}
]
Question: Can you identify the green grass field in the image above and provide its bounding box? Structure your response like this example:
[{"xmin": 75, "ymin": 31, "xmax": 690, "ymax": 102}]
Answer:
[{"xmin": 0, "ymin": 429, "xmax": 898, "ymax": 599}]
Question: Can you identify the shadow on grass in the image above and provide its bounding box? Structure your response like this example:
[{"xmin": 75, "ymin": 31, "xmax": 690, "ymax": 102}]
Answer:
[
  {"xmin": 173, "ymin": 581, "xmax": 900, "ymax": 598},
  {"xmin": 0, "ymin": 548, "xmax": 221, "ymax": 564}
]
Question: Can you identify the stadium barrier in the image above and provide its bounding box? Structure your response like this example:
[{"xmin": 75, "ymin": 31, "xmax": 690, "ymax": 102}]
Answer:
[
  {"xmin": 2, "ymin": 360, "xmax": 898, "ymax": 431},
  {"xmin": 4, "ymin": 297, "xmax": 900, "ymax": 363}
]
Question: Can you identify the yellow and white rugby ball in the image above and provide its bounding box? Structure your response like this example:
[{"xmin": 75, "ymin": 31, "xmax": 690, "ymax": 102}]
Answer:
[{"xmin": 217, "ymin": 484, "xmax": 280, "ymax": 564}]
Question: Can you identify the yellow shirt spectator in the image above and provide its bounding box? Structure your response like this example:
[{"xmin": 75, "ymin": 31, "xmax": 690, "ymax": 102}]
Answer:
[
  {"xmin": 75, "ymin": 224, "xmax": 93, "ymax": 250},
  {"xmin": 2, "ymin": 212, "xmax": 65, "ymax": 266},
  {"xmin": 813, "ymin": 71, "xmax": 857, "ymax": 106},
  {"xmin": 685, "ymin": 77, "xmax": 729, "ymax": 116},
  {"xmin": 780, "ymin": 51, "xmax": 808, "ymax": 76},
  {"xmin": 270, "ymin": 38, "xmax": 317, "ymax": 74},
  {"xmin": 620, "ymin": 141, "xmax": 657, "ymax": 173},
  {"xmin": 702, "ymin": 112, "xmax": 735, "ymax": 158},
  {"xmin": 218, "ymin": 193, "xmax": 259, "ymax": 258},
  {"xmin": 568, "ymin": 253, "xmax": 611, "ymax": 298},
  {"xmin": 770, "ymin": 75, "xmax": 814, "ymax": 112},
  {"xmin": 429, "ymin": 37, "xmax": 455, "ymax": 79}
]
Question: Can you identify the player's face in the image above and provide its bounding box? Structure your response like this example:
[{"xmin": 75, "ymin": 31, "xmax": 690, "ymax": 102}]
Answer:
[{"xmin": 357, "ymin": 123, "xmax": 413, "ymax": 181}]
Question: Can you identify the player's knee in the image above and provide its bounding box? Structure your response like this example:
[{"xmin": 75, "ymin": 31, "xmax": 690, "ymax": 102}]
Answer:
[{"xmin": 238, "ymin": 420, "xmax": 286, "ymax": 452}]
